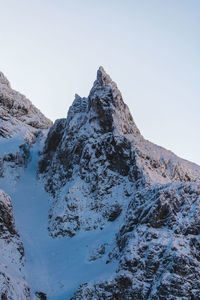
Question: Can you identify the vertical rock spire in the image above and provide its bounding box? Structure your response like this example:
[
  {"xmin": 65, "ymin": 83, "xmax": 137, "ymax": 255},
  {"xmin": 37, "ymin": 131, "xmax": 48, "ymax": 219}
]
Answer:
[{"xmin": 88, "ymin": 66, "xmax": 140, "ymax": 136}]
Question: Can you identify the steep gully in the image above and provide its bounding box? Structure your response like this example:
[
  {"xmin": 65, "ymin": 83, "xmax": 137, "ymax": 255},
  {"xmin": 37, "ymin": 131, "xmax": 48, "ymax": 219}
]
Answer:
[{"xmin": 1, "ymin": 137, "xmax": 120, "ymax": 299}]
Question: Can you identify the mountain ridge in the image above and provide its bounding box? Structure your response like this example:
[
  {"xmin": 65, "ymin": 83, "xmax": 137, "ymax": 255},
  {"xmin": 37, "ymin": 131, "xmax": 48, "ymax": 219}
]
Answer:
[
  {"xmin": 39, "ymin": 67, "xmax": 200, "ymax": 237},
  {"xmin": 0, "ymin": 67, "xmax": 200, "ymax": 299}
]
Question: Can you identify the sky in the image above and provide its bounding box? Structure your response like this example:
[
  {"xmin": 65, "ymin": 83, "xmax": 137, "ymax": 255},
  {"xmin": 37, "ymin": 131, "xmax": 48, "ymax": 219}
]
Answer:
[{"xmin": 0, "ymin": 0, "xmax": 199, "ymax": 165}]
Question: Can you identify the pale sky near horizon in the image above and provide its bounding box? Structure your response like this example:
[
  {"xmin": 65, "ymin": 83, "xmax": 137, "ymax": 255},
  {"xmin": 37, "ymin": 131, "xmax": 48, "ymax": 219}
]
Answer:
[{"xmin": 0, "ymin": 0, "xmax": 199, "ymax": 165}]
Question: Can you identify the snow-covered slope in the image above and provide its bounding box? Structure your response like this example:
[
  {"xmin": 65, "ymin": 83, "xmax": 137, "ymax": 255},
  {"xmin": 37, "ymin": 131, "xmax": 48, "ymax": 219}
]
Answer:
[
  {"xmin": 1, "ymin": 67, "xmax": 200, "ymax": 299},
  {"xmin": 0, "ymin": 71, "xmax": 52, "ymax": 299},
  {"xmin": 1, "ymin": 138, "xmax": 119, "ymax": 299}
]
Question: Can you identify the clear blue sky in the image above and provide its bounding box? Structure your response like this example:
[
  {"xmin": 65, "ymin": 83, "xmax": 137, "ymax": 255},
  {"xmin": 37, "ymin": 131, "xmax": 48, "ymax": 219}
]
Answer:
[{"xmin": 0, "ymin": 0, "xmax": 199, "ymax": 165}]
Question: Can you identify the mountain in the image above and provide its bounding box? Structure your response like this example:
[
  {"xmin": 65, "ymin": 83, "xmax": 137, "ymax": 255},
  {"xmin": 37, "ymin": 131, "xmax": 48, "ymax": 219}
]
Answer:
[
  {"xmin": 0, "ymin": 71, "xmax": 52, "ymax": 187},
  {"xmin": 39, "ymin": 66, "xmax": 200, "ymax": 239},
  {"xmin": 0, "ymin": 71, "xmax": 52, "ymax": 299},
  {"xmin": 0, "ymin": 71, "xmax": 52, "ymax": 138},
  {"xmin": 1, "ymin": 67, "xmax": 200, "ymax": 299}
]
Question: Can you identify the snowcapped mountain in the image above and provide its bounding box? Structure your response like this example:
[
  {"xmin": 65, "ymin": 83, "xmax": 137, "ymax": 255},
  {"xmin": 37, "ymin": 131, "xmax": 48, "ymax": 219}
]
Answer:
[
  {"xmin": 39, "ymin": 66, "xmax": 200, "ymax": 239},
  {"xmin": 0, "ymin": 67, "xmax": 200, "ymax": 299},
  {"xmin": 0, "ymin": 71, "xmax": 52, "ymax": 299},
  {"xmin": 0, "ymin": 71, "xmax": 52, "ymax": 187},
  {"xmin": 0, "ymin": 71, "xmax": 52, "ymax": 138}
]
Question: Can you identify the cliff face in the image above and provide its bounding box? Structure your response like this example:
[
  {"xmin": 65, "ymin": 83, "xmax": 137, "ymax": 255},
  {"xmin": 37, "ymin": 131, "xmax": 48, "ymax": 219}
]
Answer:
[
  {"xmin": 38, "ymin": 67, "xmax": 142, "ymax": 237},
  {"xmin": 38, "ymin": 67, "xmax": 200, "ymax": 299},
  {"xmin": 72, "ymin": 182, "xmax": 200, "ymax": 299}
]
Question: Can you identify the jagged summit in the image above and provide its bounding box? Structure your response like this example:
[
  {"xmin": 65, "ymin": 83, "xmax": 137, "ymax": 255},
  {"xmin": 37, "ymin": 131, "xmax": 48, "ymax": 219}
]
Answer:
[
  {"xmin": 63, "ymin": 67, "xmax": 140, "ymax": 137},
  {"xmin": 89, "ymin": 66, "xmax": 123, "ymax": 104},
  {"xmin": 0, "ymin": 71, "xmax": 10, "ymax": 87},
  {"xmin": 86, "ymin": 67, "xmax": 140, "ymax": 136},
  {"xmin": 96, "ymin": 66, "xmax": 113, "ymax": 85},
  {"xmin": 39, "ymin": 66, "xmax": 200, "ymax": 241}
]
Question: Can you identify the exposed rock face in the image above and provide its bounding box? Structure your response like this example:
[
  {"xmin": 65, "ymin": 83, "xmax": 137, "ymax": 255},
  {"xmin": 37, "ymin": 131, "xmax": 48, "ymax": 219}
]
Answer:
[
  {"xmin": 0, "ymin": 189, "xmax": 30, "ymax": 299},
  {"xmin": 88, "ymin": 67, "xmax": 140, "ymax": 136},
  {"xmin": 0, "ymin": 71, "xmax": 52, "ymax": 140},
  {"xmin": 38, "ymin": 68, "xmax": 143, "ymax": 237},
  {"xmin": 73, "ymin": 183, "xmax": 200, "ymax": 299},
  {"xmin": 0, "ymin": 71, "xmax": 52, "ymax": 180},
  {"xmin": 38, "ymin": 67, "xmax": 200, "ymax": 299}
]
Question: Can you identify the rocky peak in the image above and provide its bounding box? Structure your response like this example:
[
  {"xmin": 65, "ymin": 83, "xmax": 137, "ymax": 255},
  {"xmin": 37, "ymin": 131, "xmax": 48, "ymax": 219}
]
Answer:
[
  {"xmin": 1, "ymin": 66, "xmax": 200, "ymax": 299},
  {"xmin": 88, "ymin": 67, "xmax": 140, "ymax": 136},
  {"xmin": 0, "ymin": 70, "xmax": 52, "ymax": 127},
  {"xmin": 0, "ymin": 70, "xmax": 52, "ymax": 143},
  {"xmin": 91, "ymin": 66, "xmax": 120, "ymax": 94},
  {"xmin": 38, "ymin": 68, "xmax": 142, "ymax": 237},
  {"xmin": 97, "ymin": 66, "xmax": 112, "ymax": 84},
  {"xmin": 40, "ymin": 67, "xmax": 141, "ymax": 179},
  {"xmin": 0, "ymin": 72, "xmax": 10, "ymax": 87},
  {"xmin": 38, "ymin": 66, "xmax": 200, "ymax": 239}
]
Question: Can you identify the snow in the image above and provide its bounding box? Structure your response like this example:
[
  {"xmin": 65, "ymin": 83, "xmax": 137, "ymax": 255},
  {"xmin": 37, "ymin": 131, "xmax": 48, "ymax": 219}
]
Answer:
[
  {"xmin": 0, "ymin": 137, "xmax": 119, "ymax": 299},
  {"xmin": 0, "ymin": 132, "xmax": 25, "ymax": 156},
  {"xmin": 1, "ymin": 66, "xmax": 200, "ymax": 298}
]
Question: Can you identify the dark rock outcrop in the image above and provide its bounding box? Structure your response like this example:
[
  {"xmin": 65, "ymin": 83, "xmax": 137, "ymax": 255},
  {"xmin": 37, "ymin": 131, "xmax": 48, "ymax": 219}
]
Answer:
[
  {"xmin": 0, "ymin": 190, "xmax": 30, "ymax": 299},
  {"xmin": 72, "ymin": 183, "xmax": 200, "ymax": 299}
]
